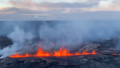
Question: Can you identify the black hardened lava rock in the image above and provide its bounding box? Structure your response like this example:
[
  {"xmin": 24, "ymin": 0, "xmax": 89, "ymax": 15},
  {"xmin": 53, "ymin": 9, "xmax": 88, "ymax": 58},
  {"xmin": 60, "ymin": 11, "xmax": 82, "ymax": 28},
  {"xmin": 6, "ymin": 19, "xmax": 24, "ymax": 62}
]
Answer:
[
  {"xmin": 0, "ymin": 55, "xmax": 120, "ymax": 68},
  {"xmin": 0, "ymin": 36, "xmax": 12, "ymax": 49},
  {"xmin": 1, "ymin": 37, "xmax": 120, "ymax": 68}
]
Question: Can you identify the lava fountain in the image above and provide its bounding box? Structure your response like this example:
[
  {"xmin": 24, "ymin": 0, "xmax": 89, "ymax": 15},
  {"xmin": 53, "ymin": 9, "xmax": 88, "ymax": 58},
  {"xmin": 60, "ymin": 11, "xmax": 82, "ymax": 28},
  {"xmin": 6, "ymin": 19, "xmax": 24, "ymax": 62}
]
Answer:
[{"xmin": 10, "ymin": 46, "xmax": 97, "ymax": 58}]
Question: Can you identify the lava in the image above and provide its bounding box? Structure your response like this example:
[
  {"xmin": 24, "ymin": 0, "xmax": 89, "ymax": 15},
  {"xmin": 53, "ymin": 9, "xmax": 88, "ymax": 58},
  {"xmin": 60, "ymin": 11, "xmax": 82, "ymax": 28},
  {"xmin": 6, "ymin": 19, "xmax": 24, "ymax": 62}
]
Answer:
[{"xmin": 10, "ymin": 46, "xmax": 97, "ymax": 58}]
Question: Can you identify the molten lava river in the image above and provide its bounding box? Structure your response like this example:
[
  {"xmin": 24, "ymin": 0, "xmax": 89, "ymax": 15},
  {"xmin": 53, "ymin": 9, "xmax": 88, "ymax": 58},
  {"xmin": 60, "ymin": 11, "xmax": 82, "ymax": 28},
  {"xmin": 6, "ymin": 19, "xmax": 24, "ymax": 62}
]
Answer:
[{"xmin": 10, "ymin": 46, "xmax": 97, "ymax": 58}]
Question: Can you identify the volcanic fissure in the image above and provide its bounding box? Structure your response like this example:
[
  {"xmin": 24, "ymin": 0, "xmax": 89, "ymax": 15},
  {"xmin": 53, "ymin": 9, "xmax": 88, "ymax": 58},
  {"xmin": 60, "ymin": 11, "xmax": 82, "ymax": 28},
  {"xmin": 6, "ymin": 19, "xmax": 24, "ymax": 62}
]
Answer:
[{"xmin": 10, "ymin": 46, "xmax": 97, "ymax": 58}]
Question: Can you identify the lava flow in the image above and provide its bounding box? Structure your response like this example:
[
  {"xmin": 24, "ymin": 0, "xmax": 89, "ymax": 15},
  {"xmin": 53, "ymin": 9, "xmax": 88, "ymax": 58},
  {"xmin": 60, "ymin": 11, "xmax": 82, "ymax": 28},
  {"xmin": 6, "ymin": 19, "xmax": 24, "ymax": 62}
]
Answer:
[{"xmin": 10, "ymin": 46, "xmax": 97, "ymax": 58}]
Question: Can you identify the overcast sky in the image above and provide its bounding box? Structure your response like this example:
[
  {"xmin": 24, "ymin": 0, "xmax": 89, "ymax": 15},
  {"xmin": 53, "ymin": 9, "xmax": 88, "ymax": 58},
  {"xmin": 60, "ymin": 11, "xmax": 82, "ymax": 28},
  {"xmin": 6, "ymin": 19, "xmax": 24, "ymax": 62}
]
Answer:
[{"xmin": 0, "ymin": 0, "xmax": 120, "ymax": 20}]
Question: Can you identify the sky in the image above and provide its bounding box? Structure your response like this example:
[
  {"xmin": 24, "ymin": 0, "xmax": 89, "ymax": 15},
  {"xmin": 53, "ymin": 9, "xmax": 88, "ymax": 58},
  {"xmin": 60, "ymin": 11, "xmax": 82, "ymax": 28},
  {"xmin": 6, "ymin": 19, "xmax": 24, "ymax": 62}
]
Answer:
[{"xmin": 0, "ymin": 0, "xmax": 120, "ymax": 20}]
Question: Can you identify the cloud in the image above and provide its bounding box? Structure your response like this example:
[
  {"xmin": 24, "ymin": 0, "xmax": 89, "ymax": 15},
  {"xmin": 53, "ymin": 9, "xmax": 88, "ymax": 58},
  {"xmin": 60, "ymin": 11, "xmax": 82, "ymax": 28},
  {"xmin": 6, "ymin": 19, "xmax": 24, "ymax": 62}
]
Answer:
[
  {"xmin": 0, "ymin": 8, "xmax": 51, "ymax": 20},
  {"xmin": 0, "ymin": 7, "xmax": 3, "ymax": 10},
  {"xmin": 8, "ymin": 0, "xmax": 97, "ymax": 11},
  {"xmin": 7, "ymin": 0, "xmax": 120, "ymax": 12},
  {"xmin": 82, "ymin": 0, "xmax": 120, "ymax": 11},
  {"xmin": 1, "ymin": 0, "xmax": 120, "ymax": 11},
  {"xmin": 0, "ymin": 7, "xmax": 120, "ymax": 20},
  {"xmin": 0, "ymin": 0, "xmax": 120, "ymax": 20},
  {"xmin": 6, "ymin": 0, "xmax": 101, "ymax": 3}
]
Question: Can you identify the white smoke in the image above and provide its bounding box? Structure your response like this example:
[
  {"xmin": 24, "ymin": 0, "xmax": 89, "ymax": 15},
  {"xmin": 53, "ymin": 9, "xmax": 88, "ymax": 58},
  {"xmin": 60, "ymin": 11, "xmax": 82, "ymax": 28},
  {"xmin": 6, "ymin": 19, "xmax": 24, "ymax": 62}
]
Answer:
[
  {"xmin": 0, "ymin": 26, "xmax": 34, "ymax": 58},
  {"xmin": 0, "ymin": 21, "xmax": 120, "ymax": 58},
  {"xmin": 39, "ymin": 21, "xmax": 120, "ymax": 46}
]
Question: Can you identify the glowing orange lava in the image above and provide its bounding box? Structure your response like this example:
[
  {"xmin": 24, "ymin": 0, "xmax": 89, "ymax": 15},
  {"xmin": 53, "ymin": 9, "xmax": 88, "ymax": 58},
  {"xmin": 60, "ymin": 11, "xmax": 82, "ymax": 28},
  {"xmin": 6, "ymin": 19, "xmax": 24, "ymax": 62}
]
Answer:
[
  {"xmin": 10, "ymin": 46, "xmax": 97, "ymax": 58},
  {"xmin": 112, "ymin": 54, "xmax": 118, "ymax": 56}
]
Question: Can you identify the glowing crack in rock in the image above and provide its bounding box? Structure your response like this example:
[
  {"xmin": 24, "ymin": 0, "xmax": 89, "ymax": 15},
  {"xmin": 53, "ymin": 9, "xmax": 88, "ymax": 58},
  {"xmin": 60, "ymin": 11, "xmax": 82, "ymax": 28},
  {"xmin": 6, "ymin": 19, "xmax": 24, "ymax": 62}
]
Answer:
[{"xmin": 10, "ymin": 46, "xmax": 97, "ymax": 58}]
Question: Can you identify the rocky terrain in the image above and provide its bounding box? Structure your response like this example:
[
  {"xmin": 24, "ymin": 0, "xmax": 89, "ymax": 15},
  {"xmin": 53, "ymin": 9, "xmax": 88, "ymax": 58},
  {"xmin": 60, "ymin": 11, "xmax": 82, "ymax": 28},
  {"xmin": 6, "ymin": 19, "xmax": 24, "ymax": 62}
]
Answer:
[
  {"xmin": 0, "ymin": 37, "xmax": 120, "ymax": 68},
  {"xmin": 0, "ymin": 37, "xmax": 12, "ymax": 49}
]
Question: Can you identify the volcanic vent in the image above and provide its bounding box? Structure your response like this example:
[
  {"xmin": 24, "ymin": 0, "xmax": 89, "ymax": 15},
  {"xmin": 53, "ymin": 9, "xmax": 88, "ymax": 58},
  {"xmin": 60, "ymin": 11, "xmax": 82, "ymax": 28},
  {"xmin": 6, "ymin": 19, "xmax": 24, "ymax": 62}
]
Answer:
[
  {"xmin": 0, "ymin": 38, "xmax": 120, "ymax": 68},
  {"xmin": 10, "ymin": 45, "xmax": 97, "ymax": 58}
]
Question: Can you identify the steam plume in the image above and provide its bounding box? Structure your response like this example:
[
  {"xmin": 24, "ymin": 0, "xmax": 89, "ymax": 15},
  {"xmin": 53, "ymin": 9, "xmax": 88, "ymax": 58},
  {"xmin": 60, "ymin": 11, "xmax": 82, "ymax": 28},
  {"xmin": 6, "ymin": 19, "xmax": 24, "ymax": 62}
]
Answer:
[
  {"xmin": 0, "ymin": 21, "xmax": 120, "ymax": 58},
  {"xmin": 0, "ymin": 26, "xmax": 34, "ymax": 58}
]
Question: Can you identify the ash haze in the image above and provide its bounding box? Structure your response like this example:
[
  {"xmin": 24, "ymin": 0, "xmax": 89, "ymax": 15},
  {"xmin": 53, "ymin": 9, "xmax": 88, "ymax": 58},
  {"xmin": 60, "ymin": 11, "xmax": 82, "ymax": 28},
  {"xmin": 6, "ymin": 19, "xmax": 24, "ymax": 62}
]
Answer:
[{"xmin": 0, "ymin": 0, "xmax": 120, "ymax": 58}]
